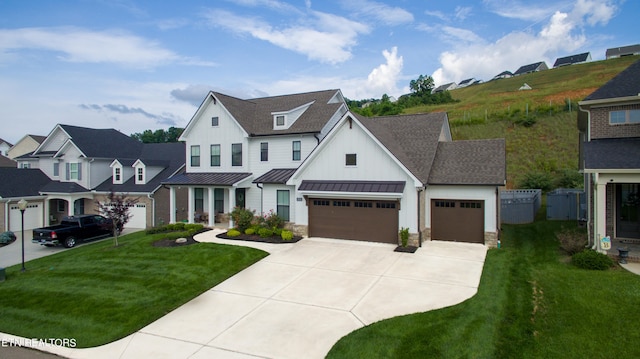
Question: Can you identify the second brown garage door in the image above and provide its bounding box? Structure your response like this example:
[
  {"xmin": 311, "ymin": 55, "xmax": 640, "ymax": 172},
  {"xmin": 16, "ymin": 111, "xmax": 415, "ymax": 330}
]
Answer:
[
  {"xmin": 431, "ymin": 199, "xmax": 484, "ymax": 244},
  {"xmin": 308, "ymin": 198, "xmax": 399, "ymax": 243}
]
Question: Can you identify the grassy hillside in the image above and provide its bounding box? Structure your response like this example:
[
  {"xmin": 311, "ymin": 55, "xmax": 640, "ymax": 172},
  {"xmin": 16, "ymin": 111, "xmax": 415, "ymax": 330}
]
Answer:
[{"xmin": 403, "ymin": 56, "xmax": 639, "ymax": 188}]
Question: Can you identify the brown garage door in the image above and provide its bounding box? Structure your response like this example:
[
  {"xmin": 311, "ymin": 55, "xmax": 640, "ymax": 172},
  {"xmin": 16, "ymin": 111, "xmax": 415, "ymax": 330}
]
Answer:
[
  {"xmin": 309, "ymin": 198, "xmax": 399, "ymax": 243},
  {"xmin": 431, "ymin": 199, "xmax": 484, "ymax": 244}
]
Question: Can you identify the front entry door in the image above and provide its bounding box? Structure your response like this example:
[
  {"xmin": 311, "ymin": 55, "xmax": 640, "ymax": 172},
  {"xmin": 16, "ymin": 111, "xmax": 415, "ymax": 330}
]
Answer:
[
  {"xmin": 616, "ymin": 184, "xmax": 640, "ymax": 239},
  {"xmin": 235, "ymin": 188, "xmax": 246, "ymax": 209}
]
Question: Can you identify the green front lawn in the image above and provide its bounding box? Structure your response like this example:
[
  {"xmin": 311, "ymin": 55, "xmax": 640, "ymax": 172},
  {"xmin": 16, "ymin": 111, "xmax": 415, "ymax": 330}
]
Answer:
[
  {"xmin": 0, "ymin": 230, "xmax": 267, "ymax": 348},
  {"xmin": 327, "ymin": 220, "xmax": 640, "ymax": 358}
]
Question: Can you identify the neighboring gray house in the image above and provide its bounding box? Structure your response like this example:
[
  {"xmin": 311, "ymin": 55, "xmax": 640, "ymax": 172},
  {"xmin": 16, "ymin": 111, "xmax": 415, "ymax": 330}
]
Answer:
[
  {"xmin": 514, "ymin": 61, "xmax": 549, "ymax": 76},
  {"xmin": 553, "ymin": 52, "xmax": 591, "ymax": 67},
  {"xmin": 606, "ymin": 44, "xmax": 640, "ymax": 59},
  {"xmin": 578, "ymin": 59, "xmax": 640, "ymax": 250},
  {"xmin": 0, "ymin": 124, "xmax": 187, "ymax": 233},
  {"xmin": 0, "ymin": 138, "xmax": 12, "ymax": 157}
]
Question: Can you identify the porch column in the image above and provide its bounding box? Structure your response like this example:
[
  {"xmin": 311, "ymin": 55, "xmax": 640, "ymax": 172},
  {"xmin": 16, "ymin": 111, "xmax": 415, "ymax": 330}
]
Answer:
[
  {"xmin": 228, "ymin": 188, "xmax": 236, "ymax": 228},
  {"xmin": 67, "ymin": 199, "xmax": 74, "ymax": 217},
  {"xmin": 188, "ymin": 187, "xmax": 194, "ymax": 224},
  {"xmin": 169, "ymin": 186, "xmax": 176, "ymax": 223},
  {"xmin": 207, "ymin": 187, "xmax": 215, "ymax": 227},
  {"xmin": 43, "ymin": 199, "xmax": 51, "ymax": 226},
  {"xmin": 594, "ymin": 178, "xmax": 607, "ymax": 253}
]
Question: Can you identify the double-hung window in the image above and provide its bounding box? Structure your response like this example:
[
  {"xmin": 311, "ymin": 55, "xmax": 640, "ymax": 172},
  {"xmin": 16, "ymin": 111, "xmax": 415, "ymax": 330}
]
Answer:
[
  {"xmin": 292, "ymin": 141, "xmax": 301, "ymax": 161},
  {"xmin": 191, "ymin": 145, "xmax": 200, "ymax": 167},
  {"xmin": 232, "ymin": 143, "xmax": 242, "ymax": 166},
  {"xmin": 68, "ymin": 163, "xmax": 80, "ymax": 180},
  {"xmin": 277, "ymin": 190, "xmax": 290, "ymax": 221},
  {"xmin": 261, "ymin": 142, "xmax": 268, "ymax": 162},
  {"xmin": 210, "ymin": 144, "xmax": 220, "ymax": 166}
]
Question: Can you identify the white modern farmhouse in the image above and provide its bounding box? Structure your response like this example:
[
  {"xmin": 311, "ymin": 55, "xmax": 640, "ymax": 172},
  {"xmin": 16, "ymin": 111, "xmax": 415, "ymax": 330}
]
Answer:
[{"xmin": 164, "ymin": 89, "xmax": 505, "ymax": 247}]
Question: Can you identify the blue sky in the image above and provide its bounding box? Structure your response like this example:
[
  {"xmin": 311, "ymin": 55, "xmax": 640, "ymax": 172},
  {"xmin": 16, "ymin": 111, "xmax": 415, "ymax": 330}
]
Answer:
[{"xmin": 0, "ymin": 0, "xmax": 637, "ymax": 143}]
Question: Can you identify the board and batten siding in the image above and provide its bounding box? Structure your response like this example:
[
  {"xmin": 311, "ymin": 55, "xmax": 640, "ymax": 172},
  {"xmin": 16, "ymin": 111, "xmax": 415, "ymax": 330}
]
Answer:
[
  {"xmin": 292, "ymin": 119, "xmax": 419, "ymax": 232},
  {"xmin": 184, "ymin": 101, "xmax": 248, "ymax": 173},
  {"xmin": 248, "ymin": 135, "xmax": 317, "ymax": 176}
]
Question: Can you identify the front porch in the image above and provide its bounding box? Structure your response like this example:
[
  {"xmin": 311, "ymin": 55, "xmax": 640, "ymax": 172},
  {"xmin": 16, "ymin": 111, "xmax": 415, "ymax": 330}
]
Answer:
[{"xmin": 607, "ymin": 238, "xmax": 640, "ymax": 263}]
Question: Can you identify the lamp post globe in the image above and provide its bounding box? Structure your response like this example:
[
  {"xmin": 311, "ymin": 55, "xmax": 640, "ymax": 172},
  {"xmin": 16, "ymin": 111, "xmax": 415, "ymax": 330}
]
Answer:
[{"xmin": 18, "ymin": 198, "xmax": 28, "ymax": 272}]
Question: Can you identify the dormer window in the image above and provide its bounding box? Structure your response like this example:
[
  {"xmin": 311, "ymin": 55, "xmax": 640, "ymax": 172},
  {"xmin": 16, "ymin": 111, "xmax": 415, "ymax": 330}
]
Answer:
[
  {"xmin": 276, "ymin": 115, "xmax": 285, "ymax": 126},
  {"xmin": 112, "ymin": 163, "xmax": 123, "ymax": 184},
  {"xmin": 272, "ymin": 101, "xmax": 313, "ymax": 130},
  {"xmin": 136, "ymin": 167, "xmax": 145, "ymax": 184}
]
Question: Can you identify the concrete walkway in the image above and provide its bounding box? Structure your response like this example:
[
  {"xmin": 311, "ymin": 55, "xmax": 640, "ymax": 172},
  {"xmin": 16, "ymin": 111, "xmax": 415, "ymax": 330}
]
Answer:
[{"xmin": 2, "ymin": 229, "xmax": 487, "ymax": 359}]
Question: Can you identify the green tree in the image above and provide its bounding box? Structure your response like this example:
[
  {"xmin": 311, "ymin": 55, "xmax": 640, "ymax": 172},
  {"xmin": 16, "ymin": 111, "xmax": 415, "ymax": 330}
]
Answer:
[
  {"xmin": 409, "ymin": 74, "xmax": 435, "ymax": 95},
  {"xmin": 131, "ymin": 127, "xmax": 184, "ymax": 143},
  {"xmin": 96, "ymin": 191, "xmax": 138, "ymax": 247}
]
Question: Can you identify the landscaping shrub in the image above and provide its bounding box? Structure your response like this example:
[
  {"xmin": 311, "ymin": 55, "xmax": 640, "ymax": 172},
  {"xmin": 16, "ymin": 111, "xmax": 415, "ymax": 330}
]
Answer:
[
  {"xmin": 231, "ymin": 207, "xmax": 255, "ymax": 232},
  {"xmin": 273, "ymin": 227, "xmax": 283, "ymax": 236},
  {"xmin": 227, "ymin": 229, "xmax": 241, "ymax": 237},
  {"xmin": 260, "ymin": 210, "xmax": 284, "ymax": 229},
  {"xmin": 281, "ymin": 230, "xmax": 293, "ymax": 241},
  {"xmin": 245, "ymin": 228, "xmax": 255, "ymax": 235},
  {"xmin": 571, "ymin": 249, "xmax": 614, "ymax": 270},
  {"xmin": 519, "ymin": 172, "xmax": 553, "ymax": 192},
  {"xmin": 557, "ymin": 227, "xmax": 588, "ymax": 255},
  {"xmin": 258, "ymin": 228, "xmax": 273, "ymax": 238},
  {"xmin": 184, "ymin": 223, "xmax": 203, "ymax": 232},
  {"xmin": 399, "ymin": 227, "xmax": 409, "ymax": 247}
]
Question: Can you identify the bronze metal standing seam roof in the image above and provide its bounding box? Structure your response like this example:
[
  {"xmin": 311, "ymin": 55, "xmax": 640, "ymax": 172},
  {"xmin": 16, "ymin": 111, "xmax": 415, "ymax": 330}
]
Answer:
[
  {"xmin": 211, "ymin": 90, "xmax": 343, "ymax": 136},
  {"xmin": 428, "ymin": 139, "xmax": 506, "ymax": 185},
  {"xmin": 299, "ymin": 180, "xmax": 406, "ymax": 193},
  {"xmin": 162, "ymin": 172, "xmax": 252, "ymax": 186},
  {"xmin": 253, "ymin": 168, "xmax": 297, "ymax": 184}
]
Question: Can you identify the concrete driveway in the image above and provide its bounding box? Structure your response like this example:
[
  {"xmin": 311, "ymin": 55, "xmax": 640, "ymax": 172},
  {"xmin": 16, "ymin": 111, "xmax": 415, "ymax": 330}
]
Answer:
[{"xmin": 4, "ymin": 229, "xmax": 487, "ymax": 359}]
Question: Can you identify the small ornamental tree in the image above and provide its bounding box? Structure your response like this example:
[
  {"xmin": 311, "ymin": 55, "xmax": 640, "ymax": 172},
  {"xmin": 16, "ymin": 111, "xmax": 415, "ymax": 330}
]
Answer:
[{"xmin": 96, "ymin": 191, "xmax": 138, "ymax": 246}]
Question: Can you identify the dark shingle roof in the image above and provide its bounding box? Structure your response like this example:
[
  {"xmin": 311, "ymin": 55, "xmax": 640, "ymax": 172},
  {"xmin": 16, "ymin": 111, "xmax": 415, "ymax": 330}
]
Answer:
[
  {"xmin": 553, "ymin": 52, "xmax": 590, "ymax": 67},
  {"xmin": 428, "ymin": 139, "xmax": 506, "ymax": 185},
  {"xmin": 299, "ymin": 180, "xmax": 406, "ymax": 193},
  {"xmin": 40, "ymin": 181, "xmax": 89, "ymax": 194},
  {"xmin": 514, "ymin": 61, "xmax": 548, "ymax": 75},
  {"xmin": 59, "ymin": 124, "xmax": 143, "ymax": 158},
  {"xmin": 0, "ymin": 168, "xmax": 50, "ymax": 198},
  {"xmin": 163, "ymin": 172, "xmax": 252, "ymax": 186},
  {"xmin": 212, "ymin": 89, "xmax": 344, "ymax": 136},
  {"xmin": 253, "ymin": 169, "xmax": 297, "ymax": 184},
  {"xmin": 95, "ymin": 142, "xmax": 186, "ymax": 192},
  {"xmin": 606, "ymin": 44, "xmax": 640, "ymax": 58},
  {"xmin": 583, "ymin": 138, "xmax": 640, "ymax": 170},
  {"xmin": 582, "ymin": 59, "xmax": 640, "ymax": 101},
  {"xmin": 356, "ymin": 113, "xmax": 446, "ymax": 184}
]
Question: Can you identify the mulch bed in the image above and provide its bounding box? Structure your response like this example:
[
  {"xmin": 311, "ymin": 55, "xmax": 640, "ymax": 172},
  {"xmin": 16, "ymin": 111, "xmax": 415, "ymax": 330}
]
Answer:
[
  {"xmin": 216, "ymin": 231, "xmax": 303, "ymax": 244},
  {"xmin": 394, "ymin": 245, "xmax": 418, "ymax": 253},
  {"xmin": 152, "ymin": 228, "xmax": 212, "ymax": 247}
]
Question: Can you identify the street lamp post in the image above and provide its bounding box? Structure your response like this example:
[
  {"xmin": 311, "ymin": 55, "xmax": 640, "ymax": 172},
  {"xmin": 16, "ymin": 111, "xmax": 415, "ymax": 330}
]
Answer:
[{"xmin": 18, "ymin": 198, "xmax": 27, "ymax": 272}]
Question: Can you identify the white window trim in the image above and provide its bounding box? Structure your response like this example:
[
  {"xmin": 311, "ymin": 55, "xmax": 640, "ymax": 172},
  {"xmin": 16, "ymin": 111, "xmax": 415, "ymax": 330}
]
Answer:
[
  {"xmin": 135, "ymin": 166, "xmax": 146, "ymax": 185},
  {"xmin": 113, "ymin": 165, "xmax": 123, "ymax": 184}
]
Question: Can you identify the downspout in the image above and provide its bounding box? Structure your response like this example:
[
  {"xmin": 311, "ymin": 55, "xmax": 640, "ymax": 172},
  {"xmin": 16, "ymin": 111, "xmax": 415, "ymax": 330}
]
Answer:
[
  {"xmin": 148, "ymin": 193, "xmax": 155, "ymax": 228},
  {"xmin": 417, "ymin": 186, "xmax": 425, "ymax": 247},
  {"xmin": 256, "ymin": 183, "xmax": 263, "ymax": 215},
  {"xmin": 578, "ymin": 104, "xmax": 593, "ymax": 248},
  {"xmin": 314, "ymin": 133, "xmax": 321, "ymax": 145}
]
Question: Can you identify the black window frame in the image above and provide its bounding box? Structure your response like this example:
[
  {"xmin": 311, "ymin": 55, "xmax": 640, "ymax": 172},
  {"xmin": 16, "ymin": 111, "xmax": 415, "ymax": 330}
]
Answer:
[
  {"xmin": 345, "ymin": 153, "xmax": 357, "ymax": 166},
  {"xmin": 232, "ymin": 143, "xmax": 242, "ymax": 166},
  {"xmin": 210, "ymin": 144, "xmax": 221, "ymax": 167},
  {"xmin": 190, "ymin": 145, "xmax": 200, "ymax": 167},
  {"xmin": 260, "ymin": 142, "xmax": 269, "ymax": 162},
  {"xmin": 292, "ymin": 141, "xmax": 301, "ymax": 161}
]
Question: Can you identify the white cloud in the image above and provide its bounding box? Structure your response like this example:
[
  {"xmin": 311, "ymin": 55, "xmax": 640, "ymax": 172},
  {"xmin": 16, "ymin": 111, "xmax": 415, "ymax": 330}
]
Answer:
[
  {"xmin": 204, "ymin": 9, "xmax": 369, "ymax": 64},
  {"xmin": 0, "ymin": 27, "xmax": 213, "ymax": 68},
  {"xmin": 252, "ymin": 46, "xmax": 406, "ymax": 100},
  {"xmin": 455, "ymin": 6, "xmax": 473, "ymax": 21},
  {"xmin": 343, "ymin": 0, "xmax": 414, "ymax": 26},
  {"xmin": 483, "ymin": 0, "xmax": 569, "ymax": 21},
  {"xmin": 425, "ymin": 10, "xmax": 448, "ymax": 22},
  {"xmin": 431, "ymin": 0, "xmax": 616, "ymax": 85}
]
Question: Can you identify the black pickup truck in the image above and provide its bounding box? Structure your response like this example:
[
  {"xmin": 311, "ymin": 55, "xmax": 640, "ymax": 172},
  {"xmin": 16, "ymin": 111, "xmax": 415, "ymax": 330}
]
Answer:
[{"xmin": 32, "ymin": 214, "xmax": 114, "ymax": 248}]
